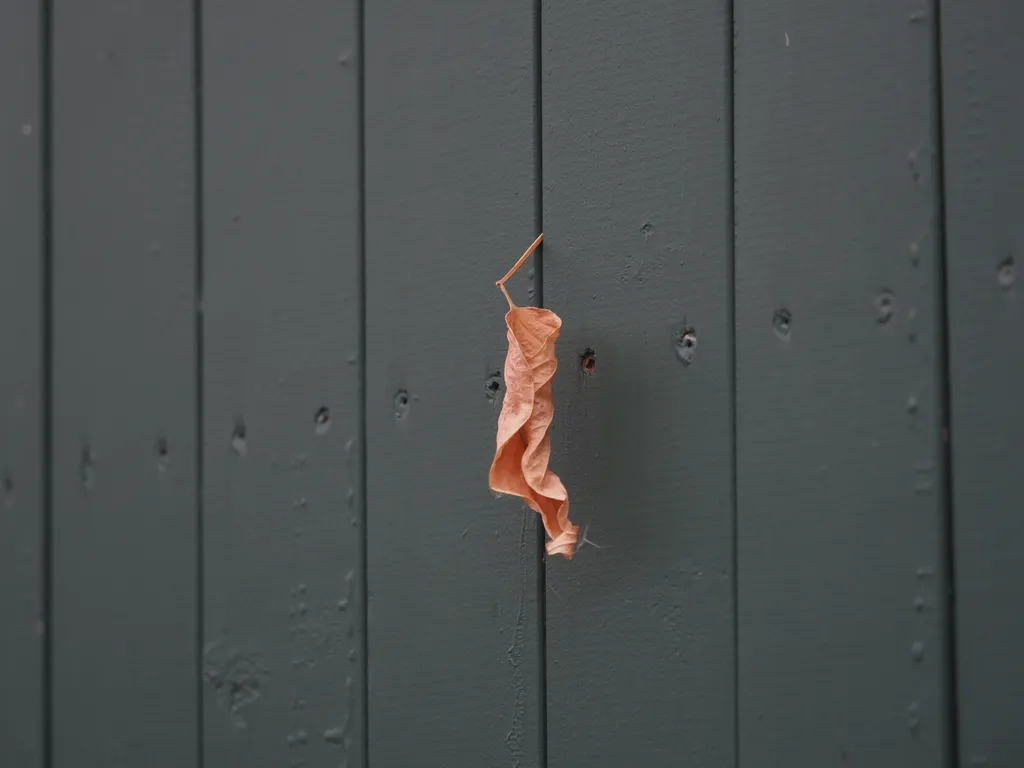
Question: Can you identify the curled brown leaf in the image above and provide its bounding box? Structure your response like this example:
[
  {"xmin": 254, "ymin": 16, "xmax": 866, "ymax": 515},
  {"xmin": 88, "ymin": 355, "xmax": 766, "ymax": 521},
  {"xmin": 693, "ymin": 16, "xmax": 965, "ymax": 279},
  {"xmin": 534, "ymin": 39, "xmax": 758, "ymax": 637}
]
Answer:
[{"xmin": 489, "ymin": 234, "xmax": 578, "ymax": 558}]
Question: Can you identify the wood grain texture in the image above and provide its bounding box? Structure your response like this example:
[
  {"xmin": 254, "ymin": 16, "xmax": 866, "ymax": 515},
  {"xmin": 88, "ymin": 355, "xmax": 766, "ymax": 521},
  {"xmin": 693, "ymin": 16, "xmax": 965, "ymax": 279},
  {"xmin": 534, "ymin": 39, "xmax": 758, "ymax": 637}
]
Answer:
[
  {"xmin": 734, "ymin": 2, "xmax": 951, "ymax": 765},
  {"xmin": 201, "ymin": 1, "xmax": 364, "ymax": 766},
  {"xmin": 50, "ymin": 1, "xmax": 198, "ymax": 765},
  {"xmin": 363, "ymin": 1, "xmax": 543, "ymax": 765},
  {"xmin": 541, "ymin": 1, "xmax": 735, "ymax": 765},
  {"xmin": 0, "ymin": 1, "xmax": 44, "ymax": 765},
  {"xmin": 940, "ymin": 2, "xmax": 1024, "ymax": 765}
]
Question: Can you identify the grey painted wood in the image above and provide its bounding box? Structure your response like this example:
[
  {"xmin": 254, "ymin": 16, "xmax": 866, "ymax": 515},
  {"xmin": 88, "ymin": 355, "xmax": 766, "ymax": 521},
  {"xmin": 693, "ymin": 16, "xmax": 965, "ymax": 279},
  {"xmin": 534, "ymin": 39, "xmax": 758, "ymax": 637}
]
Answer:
[
  {"xmin": 541, "ymin": 1, "xmax": 735, "ymax": 765},
  {"xmin": 940, "ymin": 2, "xmax": 1024, "ymax": 765},
  {"xmin": 0, "ymin": 1, "xmax": 43, "ymax": 765},
  {"xmin": 734, "ymin": 3, "xmax": 950, "ymax": 766},
  {"xmin": 50, "ymin": 1, "xmax": 198, "ymax": 765},
  {"xmin": 201, "ymin": 1, "xmax": 364, "ymax": 766},
  {"xmin": 364, "ymin": 1, "xmax": 542, "ymax": 764}
]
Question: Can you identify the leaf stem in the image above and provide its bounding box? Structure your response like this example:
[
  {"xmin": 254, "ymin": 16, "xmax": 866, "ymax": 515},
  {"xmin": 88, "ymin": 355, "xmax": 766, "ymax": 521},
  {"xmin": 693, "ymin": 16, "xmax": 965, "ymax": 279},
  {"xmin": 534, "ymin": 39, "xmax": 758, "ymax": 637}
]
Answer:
[{"xmin": 495, "ymin": 232, "xmax": 544, "ymax": 310}]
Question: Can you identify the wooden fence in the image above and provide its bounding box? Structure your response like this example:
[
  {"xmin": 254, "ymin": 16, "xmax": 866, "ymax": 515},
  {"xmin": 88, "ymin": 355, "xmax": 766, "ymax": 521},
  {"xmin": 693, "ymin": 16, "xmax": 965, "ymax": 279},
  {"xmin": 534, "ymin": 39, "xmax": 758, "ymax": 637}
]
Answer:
[{"xmin": 2, "ymin": 0, "xmax": 1021, "ymax": 766}]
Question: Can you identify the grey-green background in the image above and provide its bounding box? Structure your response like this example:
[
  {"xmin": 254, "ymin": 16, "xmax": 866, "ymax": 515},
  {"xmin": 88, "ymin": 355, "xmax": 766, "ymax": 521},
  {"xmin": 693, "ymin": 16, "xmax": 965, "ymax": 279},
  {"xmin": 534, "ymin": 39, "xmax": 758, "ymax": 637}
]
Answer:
[{"xmin": 2, "ymin": 1, "xmax": 1020, "ymax": 766}]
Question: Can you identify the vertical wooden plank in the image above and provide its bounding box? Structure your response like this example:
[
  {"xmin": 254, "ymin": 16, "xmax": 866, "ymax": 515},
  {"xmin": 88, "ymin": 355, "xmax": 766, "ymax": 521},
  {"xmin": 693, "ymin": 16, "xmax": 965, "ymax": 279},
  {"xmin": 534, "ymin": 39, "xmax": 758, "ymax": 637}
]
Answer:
[
  {"xmin": 542, "ymin": 1, "xmax": 735, "ymax": 765},
  {"xmin": 734, "ymin": 3, "xmax": 950, "ymax": 766},
  {"xmin": 941, "ymin": 2, "xmax": 1024, "ymax": 765},
  {"xmin": 364, "ymin": 1, "xmax": 542, "ymax": 765},
  {"xmin": 201, "ymin": 1, "xmax": 364, "ymax": 766},
  {"xmin": 0, "ymin": 1, "xmax": 44, "ymax": 765},
  {"xmin": 51, "ymin": 1, "xmax": 198, "ymax": 765}
]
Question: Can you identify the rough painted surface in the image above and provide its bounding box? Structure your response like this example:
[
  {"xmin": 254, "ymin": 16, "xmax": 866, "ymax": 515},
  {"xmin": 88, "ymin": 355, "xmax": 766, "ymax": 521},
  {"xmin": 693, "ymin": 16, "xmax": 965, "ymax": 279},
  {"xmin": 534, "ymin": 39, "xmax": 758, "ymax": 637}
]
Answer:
[
  {"xmin": 201, "ymin": 1, "xmax": 364, "ymax": 766},
  {"xmin": 542, "ymin": 1, "xmax": 736, "ymax": 765},
  {"xmin": 941, "ymin": 2, "xmax": 1024, "ymax": 765},
  {"xmin": 50, "ymin": 1, "xmax": 198, "ymax": 765},
  {"xmin": 734, "ymin": 2, "xmax": 950, "ymax": 765},
  {"xmin": 364, "ymin": 1, "xmax": 542, "ymax": 764},
  {"xmin": 7, "ymin": 2, "xmax": 1024, "ymax": 764},
  {"xmin": 0, "ymin": 1, "xmax": 43, "ymax": 765}
]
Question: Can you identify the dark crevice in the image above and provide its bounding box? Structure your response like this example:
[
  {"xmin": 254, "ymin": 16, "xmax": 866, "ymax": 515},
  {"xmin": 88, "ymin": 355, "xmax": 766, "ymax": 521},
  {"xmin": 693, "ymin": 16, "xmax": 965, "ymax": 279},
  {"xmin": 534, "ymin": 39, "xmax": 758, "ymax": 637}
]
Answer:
[
  {"xmin": 930, "ymin": 0, "xmax": 961, "ymax": 765},
  {"xmin": 41, "ymin": 0, "xmax": 53, "ymax": 765},
  {"xmin": 727, "ymin": 1, "xmax": 739, "ymax": 767},
  {"xmin": 192, "ymin": 0, "xmax": 205, "ymax": 765},
  {"xmin": 533, "ymin": 1, "xmax": 548, "ymax": 767},
  {"xmin": 356, "ymin": 1, "xmax": 370, "ymax": 766}
]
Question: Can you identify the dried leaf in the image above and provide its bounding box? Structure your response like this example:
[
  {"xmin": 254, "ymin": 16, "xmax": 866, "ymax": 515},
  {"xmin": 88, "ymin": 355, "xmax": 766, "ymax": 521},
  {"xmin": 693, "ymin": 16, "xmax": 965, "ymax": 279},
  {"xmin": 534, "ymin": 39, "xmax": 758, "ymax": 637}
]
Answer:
[{"xmin": 489, "ymin": 235, "xmax": 578, "ymax": 558}]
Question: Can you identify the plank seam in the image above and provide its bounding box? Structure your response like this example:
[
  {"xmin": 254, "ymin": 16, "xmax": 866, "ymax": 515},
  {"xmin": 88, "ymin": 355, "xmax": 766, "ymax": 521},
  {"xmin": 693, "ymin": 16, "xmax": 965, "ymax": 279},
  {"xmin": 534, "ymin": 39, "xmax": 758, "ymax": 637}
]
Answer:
[
  {"xmin": 42, "ymin": 0, "xmax": 54, "ymax": 765},
  {"xmin": 357, "ymin": 1, "xmax": 369, "ymax": 765},
  {"xmin": 931, "ymin": 0, "xmax": 960, "ymax": 764},
  {"xmin": 727, "ymin": 0, "xmax": 739, "ymax": 766},
  {"xmin": 192, "ymin": 0, "xmax": 205, "ymax": 764},
  {"xmin": 533, "ymin": 2, "xmax": 549, "ymax": 767}
]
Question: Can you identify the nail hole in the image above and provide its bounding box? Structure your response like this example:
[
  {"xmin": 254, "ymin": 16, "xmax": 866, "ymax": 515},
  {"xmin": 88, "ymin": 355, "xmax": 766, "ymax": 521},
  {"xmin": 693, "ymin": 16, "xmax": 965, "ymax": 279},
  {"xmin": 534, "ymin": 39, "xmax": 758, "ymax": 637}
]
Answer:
[
  {"xmin": 581, "ymin": 349, "xmax": 597, "ymax": 375},
  {"xmin": 394, "ymin": 391, "xmax": 410, "ymax": 420},
  {"xmin": 674, "ymin": 327, "xmax": 697, "ymax": 365},
  {"xmin": 80, "ymin": 447, "xmax": 95, "ymax": 490},
  {"xmin": 231, "ymin": 423, "xmax": 248, "ymax": 456},
  {"xmin": 998, "ymin": 256, "xmax": 1015, "ymax": 290},
  {"xmin": 314, "ymin": 406, "xmax": 331, "ymax": 435},
  {"xmin": 485, "ymin": 372, "xmax": 502, "ymax": 402},
  {"xmin": 773, "ymin": 308, "xmax": 792, "ymax": 339},
  {"xmin": 910, "ymin": 641, "xmax": 925, "ymax": 663},
  {"xmin": 875, "ymin": 290, "xmax": 895, "ymax": 324},
  {"xmin": 156, "ymin": 437, "xmax": 170, "ymax": 471}
]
